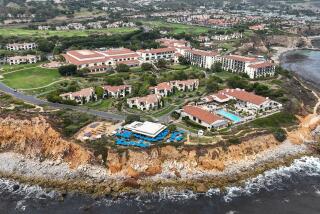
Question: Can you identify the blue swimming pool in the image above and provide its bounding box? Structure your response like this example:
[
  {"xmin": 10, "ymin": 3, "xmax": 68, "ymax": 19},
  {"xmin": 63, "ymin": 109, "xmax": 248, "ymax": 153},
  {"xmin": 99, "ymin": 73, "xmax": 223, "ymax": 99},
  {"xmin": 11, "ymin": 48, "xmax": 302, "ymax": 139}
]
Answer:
[{"xmin": 216, "ymin": 109, "xmax": 242, "ymax": 123}]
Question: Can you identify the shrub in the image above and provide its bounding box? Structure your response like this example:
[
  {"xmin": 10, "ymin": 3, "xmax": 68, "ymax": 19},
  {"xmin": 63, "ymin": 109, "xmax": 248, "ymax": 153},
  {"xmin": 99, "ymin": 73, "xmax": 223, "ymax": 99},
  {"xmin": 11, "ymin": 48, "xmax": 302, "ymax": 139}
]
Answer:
[
  {"xmin": 141, "ymin": 63, "xmax": 153, "ymax": 71},
  {"xmin": 168, "ymin": 124, "xmax": 177, "ymax": 132},
  {"xmin": 116, "ymin": 64, "xmax": 130, "ymax": 72},
  {"xmin": 228, "ymin": 138, "xmax": 241, "ymax": 145},
  {"xmin": 273, "ymin": 128, "xmax": 287, "ymax": 142},
  {"xmin": 171, "ymin": 111, "xmax": 180, "ymax": 120},
  {"xmin": 125, "ymin": 114, "xmax": 141, "ymax": 124},
  {"xmin": 58, "ymin": 64, "xmax": 77, "ymax": 76}
]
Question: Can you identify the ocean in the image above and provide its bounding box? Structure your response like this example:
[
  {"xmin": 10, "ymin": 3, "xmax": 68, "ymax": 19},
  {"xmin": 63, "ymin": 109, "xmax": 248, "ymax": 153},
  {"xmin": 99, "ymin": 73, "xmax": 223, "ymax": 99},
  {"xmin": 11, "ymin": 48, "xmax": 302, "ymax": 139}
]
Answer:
[{"xmin": 281, "ymin": 49, "xmax": 320, "ymax": 90}]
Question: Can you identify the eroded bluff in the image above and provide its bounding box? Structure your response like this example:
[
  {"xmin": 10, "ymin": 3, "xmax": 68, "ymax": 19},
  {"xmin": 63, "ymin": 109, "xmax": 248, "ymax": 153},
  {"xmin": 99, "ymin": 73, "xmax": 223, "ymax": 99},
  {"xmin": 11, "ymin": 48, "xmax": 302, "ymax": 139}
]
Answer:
[
  {"xmin": 106, "ymin": 134, "xmax": 282, "ymax": 178},
  {"xmin": 0, "ymin": 116, "xmax": 95, "ymax": 168},
  {"xmin": 0, "ymin": 116, "xmax": 317, "ymax": 179}
]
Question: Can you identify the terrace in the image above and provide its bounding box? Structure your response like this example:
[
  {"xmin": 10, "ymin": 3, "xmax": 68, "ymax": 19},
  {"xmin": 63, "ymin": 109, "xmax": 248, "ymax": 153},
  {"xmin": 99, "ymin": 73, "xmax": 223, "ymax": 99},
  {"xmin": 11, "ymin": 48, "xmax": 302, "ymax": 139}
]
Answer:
[{"xmin": 114, "ymin": 121, "xmax": 185, "ymax": 148}]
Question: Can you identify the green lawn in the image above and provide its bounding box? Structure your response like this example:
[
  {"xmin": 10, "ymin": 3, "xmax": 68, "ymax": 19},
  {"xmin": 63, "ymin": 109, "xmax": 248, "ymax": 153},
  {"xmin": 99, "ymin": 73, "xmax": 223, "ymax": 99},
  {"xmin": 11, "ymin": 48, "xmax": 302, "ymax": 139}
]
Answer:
[
  {"xmin": 84, "ymin": 99, "xmax": 114, "ymax": 110},
  {"xmin": 0, "ymin": 27, "xmax": 138, "ymax": 38},
  {"xmin": 151, "ymin": 104, "xmax": 177, "ymax": 117},
  {"xmin": 142, "ymin": 20, "xmax": 210, "ymax": 35},
  {"xmin": 2, "ymin": 67, "xmax": 61, "ymax": 89},
  {"xmin": 169, "ymin": 64, "xmax": 190, "ymax": 70},
  {"xmin": 213, "ymin": 71, "xmax": 238, "ymax": 80},
  {"xmin": 1, "ymin": 63, "xmax": 42, "ymax": 73}
]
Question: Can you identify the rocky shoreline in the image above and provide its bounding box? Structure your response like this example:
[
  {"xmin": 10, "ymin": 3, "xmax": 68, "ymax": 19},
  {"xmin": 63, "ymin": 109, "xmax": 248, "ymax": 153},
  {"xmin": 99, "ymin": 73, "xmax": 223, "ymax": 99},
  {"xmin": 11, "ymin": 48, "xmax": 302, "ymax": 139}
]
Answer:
[{"xmin": 0, "ymin": 138, "xmax": 314, "ymax": 197}]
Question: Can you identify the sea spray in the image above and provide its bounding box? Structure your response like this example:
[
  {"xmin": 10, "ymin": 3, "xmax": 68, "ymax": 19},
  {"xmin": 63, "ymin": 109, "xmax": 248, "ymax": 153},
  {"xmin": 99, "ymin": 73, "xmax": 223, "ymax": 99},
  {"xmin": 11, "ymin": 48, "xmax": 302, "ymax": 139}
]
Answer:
[
  {"xmin": 221, "ymin": 156, "xmax": 320, "ymax": 202},
  {"xmin": 0, "ymin": 177, "xmax": 59, "ymax": 199}
]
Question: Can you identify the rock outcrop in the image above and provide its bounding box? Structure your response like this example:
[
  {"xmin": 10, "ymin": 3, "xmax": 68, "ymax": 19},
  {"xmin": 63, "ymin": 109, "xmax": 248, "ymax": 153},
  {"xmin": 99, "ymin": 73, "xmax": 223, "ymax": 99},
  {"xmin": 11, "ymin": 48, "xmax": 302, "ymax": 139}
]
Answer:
[
  {"xmin": 0, "ymin": 116, "xmax": 95, "ymax": 168},
  {"xmin": 266, "ymin": 35, "xmax": 313, "ymax": 48},
  {"xmin": 106, "ymin": 134, "xmax": 281, "ymax": 177},
  {"xmin": 0, "ymin": 115, "xmax": 317, "ymax": 183}
]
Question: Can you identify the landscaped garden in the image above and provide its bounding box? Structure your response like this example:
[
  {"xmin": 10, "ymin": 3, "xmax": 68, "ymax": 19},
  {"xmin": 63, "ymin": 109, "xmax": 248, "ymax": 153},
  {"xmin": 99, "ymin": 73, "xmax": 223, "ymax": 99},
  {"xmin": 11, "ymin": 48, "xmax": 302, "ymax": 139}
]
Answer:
[
  {"xmin": 0, "ymin": 27, "xmax": 138, "ymax": 38},
  {"xmin": 1, "ymin": 67, "xmax": 61, "ymax": 89}
]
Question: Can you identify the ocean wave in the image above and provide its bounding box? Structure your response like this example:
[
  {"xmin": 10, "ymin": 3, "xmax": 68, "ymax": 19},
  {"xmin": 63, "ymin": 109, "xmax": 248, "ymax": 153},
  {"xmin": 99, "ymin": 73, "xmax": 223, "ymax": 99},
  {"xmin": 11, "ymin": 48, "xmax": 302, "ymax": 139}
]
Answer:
[
  {"xmin": 156, "ymin": 187, "xmax": 199, "ymax": 201},
  {"xmin": 0, "ymin": 178, "xmax": 59, "ymax": 200},
  {"xmin": 221, "ymin": 156, "xmax": 320, "ymax": 202},
  {"xmin": 1, "ymin": 156, "xmax": 319, "ymax": 205}
]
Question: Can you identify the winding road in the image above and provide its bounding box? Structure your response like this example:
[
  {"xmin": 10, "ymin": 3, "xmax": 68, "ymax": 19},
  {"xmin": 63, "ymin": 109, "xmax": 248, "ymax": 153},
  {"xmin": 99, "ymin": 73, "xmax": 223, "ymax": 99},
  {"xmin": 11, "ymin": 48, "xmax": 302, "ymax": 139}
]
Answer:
[{"xmin": 0, "ymin": 82, "xmax": 125, "ymax": 121}]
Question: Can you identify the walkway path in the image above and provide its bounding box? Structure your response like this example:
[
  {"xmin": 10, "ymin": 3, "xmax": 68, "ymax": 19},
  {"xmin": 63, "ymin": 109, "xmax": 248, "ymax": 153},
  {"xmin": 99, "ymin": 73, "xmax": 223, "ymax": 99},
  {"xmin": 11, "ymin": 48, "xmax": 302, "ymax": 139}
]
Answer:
[
  {"xmin": 19, "ymin": 79, "xmax": 70, "ymax": 91},
  {"xmin": 1, "ymin": 65, "xmax": 39, "ymax": 75}
]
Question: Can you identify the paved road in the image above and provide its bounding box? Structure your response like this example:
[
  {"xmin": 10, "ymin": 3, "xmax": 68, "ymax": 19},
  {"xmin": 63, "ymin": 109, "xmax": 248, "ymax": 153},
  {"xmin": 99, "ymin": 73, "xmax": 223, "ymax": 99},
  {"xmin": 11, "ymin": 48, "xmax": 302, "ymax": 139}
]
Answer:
[{"xmin": 0, "ymin": 82, "xmax": 126, "ymax": 121}]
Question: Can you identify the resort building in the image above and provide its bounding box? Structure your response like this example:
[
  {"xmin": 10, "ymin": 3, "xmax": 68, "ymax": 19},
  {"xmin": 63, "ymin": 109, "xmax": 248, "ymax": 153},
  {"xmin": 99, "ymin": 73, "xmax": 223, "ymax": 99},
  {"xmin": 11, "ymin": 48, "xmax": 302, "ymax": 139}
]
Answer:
[
  {"xmin": 104, "ymin": 48, "xmax": 140, "ymax": 67},
  {"xmin": 184, "ymin": 49, "xmax": 220, "ymax": 69},
  {"xmin": 62, "ymin": 48, "xmax": 140, "ymax": 73},
  {"xmin": 222, "ymin": 55, "xmax": 275, "ymax": 79},
  {"xmin": 149, "ymin": 82, "xmax": 173, "ymax": 97},
  {"xmin": 170, "ymin": 79, "xmax": 199, "ymax": 91},
  {"xmin": 127, "ymin": 94, "xmax": 162, "ymax": 111},
  {"xmin": 218, "ymin": 88, "xmax": 282, "ymax": 112},
  {"xmin": 6, "ymin": 43, "xmax": 37, "ymax": 51},
  {"xmin": 136, "ymin": 47, "xmax": 176, "ymax": 63},
  {"xmin": 7, "ymin": 55, "xmax": 39, "ymax": 65},
  {"xmin": 60, "ymin": 87, "xmax": 96, "ymax": 105},
  {"xmin": 201, "ymin": 93, "xmax": 232, "ymax": 104},
  {"xmin": 246, "ymin": 61, "xmax": 276, "ymax": 79},
  {"xmin": 182, "ymin": 105, "xmax": 228, "ymax": 130},
  {"xmin": 123, "ymin": 121, "xmax": 167, "ymax": 138},
  {"xmin": 103, "ymin": 85, "xmax": 132, "ymax": 98}
]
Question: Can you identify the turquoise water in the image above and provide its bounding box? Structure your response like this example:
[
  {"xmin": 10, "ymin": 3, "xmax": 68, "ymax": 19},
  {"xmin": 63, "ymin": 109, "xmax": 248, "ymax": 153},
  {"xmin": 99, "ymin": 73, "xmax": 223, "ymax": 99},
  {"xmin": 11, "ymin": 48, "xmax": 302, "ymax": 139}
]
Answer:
[{"xmin": 216, "ymin": 109, "xmax": 242, "ymax": 123}]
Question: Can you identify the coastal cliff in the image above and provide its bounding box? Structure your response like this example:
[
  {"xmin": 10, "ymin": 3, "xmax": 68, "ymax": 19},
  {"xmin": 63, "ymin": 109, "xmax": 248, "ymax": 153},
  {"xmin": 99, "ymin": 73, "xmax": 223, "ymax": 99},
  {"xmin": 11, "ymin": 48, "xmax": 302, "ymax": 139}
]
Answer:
[
  {"xmin": 0, "ymin": 116, "xmax": 95, "ymax": 168},
  {"xmin": 0, "ymin": 114, "xmax": 318, "ymax": 194}
]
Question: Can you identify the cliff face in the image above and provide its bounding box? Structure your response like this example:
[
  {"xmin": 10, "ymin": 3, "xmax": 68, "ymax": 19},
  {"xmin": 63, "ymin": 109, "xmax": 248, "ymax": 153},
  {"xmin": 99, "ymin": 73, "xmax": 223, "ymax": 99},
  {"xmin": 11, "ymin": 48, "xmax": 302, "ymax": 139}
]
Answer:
[
  {"xmin": 106, "ymin": 134, "xmax": 281, "ymax": 178},
  {"xmin": 0, "ymin": 116, "xmax": 95, "ymax": 168},
  {"xmin": 266, "ymin": 35, "xmax": 313, "ymax": 48},
  {"xmin": 0, "ymin": 116, "xmax": 318, "ymax": 181}
]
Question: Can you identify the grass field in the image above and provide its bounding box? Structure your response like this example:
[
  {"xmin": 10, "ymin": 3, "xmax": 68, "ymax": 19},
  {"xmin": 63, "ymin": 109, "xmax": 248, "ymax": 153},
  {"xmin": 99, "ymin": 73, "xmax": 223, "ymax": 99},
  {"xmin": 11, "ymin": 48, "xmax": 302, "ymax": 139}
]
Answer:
[
  {"xmin": 84, "ymin": 99, "xmax": 114, "ymax": 110},
  {"xmin": 0, "ymin": 27, "xmax": 138, "ymax": 38},
  {"xmin": 142, "ymin": 20, "xmax": 210, "ymax": 35},
  {"xmin": 0, "ymin": 63, "xmax": 43, "ymax": 73},
  {"xmin": 213, "ymin": 71, "xmax": 238, "ymax": 80},
  {"xmin": 2, "ymin": 67, "xmax": 61, "ymax": 89},
  {"xmin": 151, "ymin": 104, "xmax": 177, "ymax": 117}
]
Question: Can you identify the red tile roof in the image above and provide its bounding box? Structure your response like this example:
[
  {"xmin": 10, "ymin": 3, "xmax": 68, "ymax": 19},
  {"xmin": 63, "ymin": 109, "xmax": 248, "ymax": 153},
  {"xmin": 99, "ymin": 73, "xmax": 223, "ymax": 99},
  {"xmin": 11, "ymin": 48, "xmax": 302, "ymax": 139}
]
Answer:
[
  {"xmin": 62, "ymin": 54, "xmax": 111, "ymax": 65},
  {"xmin": 67, "ymin": 50, "xmax": 104, "ymax": 60},
  {"xmin": 248, "ymin": 61, "xmax": 274, "ymax": 69},
  {"xmin": 60, "ymin": 87, "xmax": 94, "ymax": 98},
  {"xmin": 220, "ymin": 88, "xmax": 267, "ymax": 105},
  {"xmin": 224, "ymin": 55, "xmax": 257, "ymax": 62},
  {"xmin": 213, "ymin": 93, "xmax": 229, "ymax": 100},
  {"xmin": 102, "ymin": 48, "xmax": 136, "ymax": 55},
  {"xmin": 137, "ymin": 47, "xmax": 176, "ymax": 54},
  {"xmin": 183, "ymin": 106, "xmax": 224, "ymax": 124},
  {"xmin": 188, "ymin": 49, "xmax": 219, "ymax": 57},
  {"xmin": 116, "ymin": 60, "xmax": 140, "ymax": 66},
  {"xmin": 103, "ymin": 85, "xmax": 131, "ymax": 93},
  {"xmin": 129, "ymin": 94, "xmax": 160, "ymax": 104},
  {"xmin": 149, "ymin": 82, "xmax": 173, "ymax": 91}
]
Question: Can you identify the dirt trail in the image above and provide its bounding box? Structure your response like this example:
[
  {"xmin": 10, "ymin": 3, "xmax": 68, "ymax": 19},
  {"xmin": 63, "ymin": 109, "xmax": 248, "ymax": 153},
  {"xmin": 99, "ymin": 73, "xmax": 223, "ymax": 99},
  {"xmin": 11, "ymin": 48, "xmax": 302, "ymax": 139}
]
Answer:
[{"xmin": 287, "ymin": 77, "xmax": 320, "ymax": 144}]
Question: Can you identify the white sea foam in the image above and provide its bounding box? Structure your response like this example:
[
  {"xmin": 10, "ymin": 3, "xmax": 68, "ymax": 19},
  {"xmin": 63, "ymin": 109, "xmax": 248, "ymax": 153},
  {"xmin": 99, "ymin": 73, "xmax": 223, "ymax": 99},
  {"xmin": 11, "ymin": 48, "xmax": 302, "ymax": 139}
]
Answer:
[
  {"xmin": 220, "ymin": 156, "xmax": 320, "ymax": 202},
  {"xmin": 157, "ymin": 187, "xmax": 198, "ymax": 201},
  {"xmin": 0, "ymin": 178, "xmax": 59, "ymax": 199}
]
